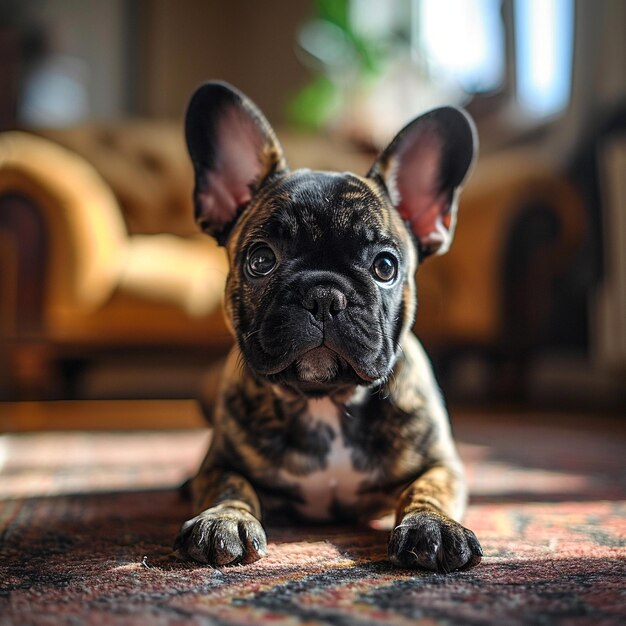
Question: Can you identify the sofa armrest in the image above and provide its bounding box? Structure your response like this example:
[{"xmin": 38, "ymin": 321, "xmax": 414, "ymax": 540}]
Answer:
[{"xmin": 0, "ymin": 131, "xmax": 128, "ymax": 322}]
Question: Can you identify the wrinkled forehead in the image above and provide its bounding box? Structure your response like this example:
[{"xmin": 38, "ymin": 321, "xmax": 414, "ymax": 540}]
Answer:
[{"xmin": 232, "ymin": 170, "xmax": 405, "ymax": 249}]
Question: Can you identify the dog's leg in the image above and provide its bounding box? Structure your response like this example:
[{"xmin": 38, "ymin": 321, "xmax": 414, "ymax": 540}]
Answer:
[
  {"xmin": 388, "ymin": 463, "xmax": 482, "ymax": 572},
  {"xmin": 174, "ymin": 466, "xmax": 266, "ymax": 566}
]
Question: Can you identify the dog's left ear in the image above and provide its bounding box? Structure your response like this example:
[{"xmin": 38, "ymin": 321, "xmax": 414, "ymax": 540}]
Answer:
[
  {"xmin": 368, "ymin": 107, "xmax": 477, "ymax": 258},
  {"xmin": 185, "ymin": 81, "xmax": 288, "ymax": 244}
]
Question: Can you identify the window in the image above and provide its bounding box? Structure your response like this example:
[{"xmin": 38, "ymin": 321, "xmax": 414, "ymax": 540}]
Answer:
[
  {"xmin": 418, "ymin": 0, "xmax": 505, "ymax": 94},
  {"xmin": 514, "ymin": 0, "xmax": 575, "ymax": 118},
  {"xmin": 418, "ymin": 0, "xmax": 575, "ymax": 118},
  {"xmin": 293, "ymin": 0, "xmax": 577, "ymax": 130}
]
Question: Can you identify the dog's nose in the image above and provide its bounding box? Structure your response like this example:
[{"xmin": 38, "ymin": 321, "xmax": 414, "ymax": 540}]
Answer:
[{"xmin": 303, "ymin": 285, "xmax": 347, "ymax": 322}]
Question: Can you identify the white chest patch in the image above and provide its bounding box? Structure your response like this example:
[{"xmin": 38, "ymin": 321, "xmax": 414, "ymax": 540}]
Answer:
[{"xmin": 279, "ymin": 397, "xmax": 368, "ymax": 520}]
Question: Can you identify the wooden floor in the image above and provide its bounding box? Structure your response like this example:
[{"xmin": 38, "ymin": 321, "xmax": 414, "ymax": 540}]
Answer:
[
  {"xmin": 1, "ymin": 399, "xmax": 624, "ymax": 434},
  {"xmin": 0, "ymin": 399, "xmax": 206, "ymax": 431}
]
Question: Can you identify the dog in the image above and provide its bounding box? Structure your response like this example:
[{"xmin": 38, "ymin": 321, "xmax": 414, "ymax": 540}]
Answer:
[{"xmin": 174, "ymin": 81, "xmax": 483, "ymax": 573}]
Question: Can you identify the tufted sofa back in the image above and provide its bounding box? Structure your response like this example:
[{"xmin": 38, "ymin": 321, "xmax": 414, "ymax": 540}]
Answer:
[{"xmin": 38, "ymin": 121, "xmax": 197, "ymax": 237}]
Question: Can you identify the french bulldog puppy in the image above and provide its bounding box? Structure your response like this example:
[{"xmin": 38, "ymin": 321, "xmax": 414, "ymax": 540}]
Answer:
[{"xmin": 175, "ymin": 81, "xmax": 482, "ymax": 573}]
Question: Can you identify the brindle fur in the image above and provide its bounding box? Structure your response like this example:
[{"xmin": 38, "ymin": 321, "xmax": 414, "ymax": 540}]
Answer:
[{"xmin": 175, "ymin": 82, "xmax": 482, "ymax": 573}]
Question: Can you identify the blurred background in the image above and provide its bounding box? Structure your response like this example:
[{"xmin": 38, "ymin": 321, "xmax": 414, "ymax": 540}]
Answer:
[{"xmin": 0, "ymin": 0, "xmax": 624, "ymax": 413}]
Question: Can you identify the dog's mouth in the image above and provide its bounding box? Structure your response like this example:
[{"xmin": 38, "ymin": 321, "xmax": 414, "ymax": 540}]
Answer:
[
  {"xmin": 258, "ymin": 345, "xmax": 376, "ymax": 393},
  {"xmin": 295, "ymin": 346, "xmax": 340, "ymax": 383}
]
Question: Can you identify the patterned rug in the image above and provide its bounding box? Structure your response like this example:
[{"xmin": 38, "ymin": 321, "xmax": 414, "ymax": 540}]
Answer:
[{"xmin": 0, "ymin": 411, "xmax": 624, "ymax": 625}]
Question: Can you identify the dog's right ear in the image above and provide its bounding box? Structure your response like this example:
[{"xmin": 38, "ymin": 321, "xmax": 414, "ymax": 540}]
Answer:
[{"xmin": 185, "ymin": 81, "xmax": 288, "ymax": 244}]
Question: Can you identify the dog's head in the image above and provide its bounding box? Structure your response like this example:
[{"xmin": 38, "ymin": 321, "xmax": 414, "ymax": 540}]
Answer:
[{"xmin": 186, "ymin": 81, "xmax": 476, "ymax": 394}]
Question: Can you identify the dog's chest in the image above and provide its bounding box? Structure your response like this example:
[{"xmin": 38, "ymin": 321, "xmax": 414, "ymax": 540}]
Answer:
[{"xmin": 279, "ymin": 398, "xmax": 368, "ymax": 520}]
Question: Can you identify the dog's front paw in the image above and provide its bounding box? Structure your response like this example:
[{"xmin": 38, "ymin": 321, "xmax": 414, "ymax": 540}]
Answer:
[
  {"xmin": 388, "ymin": 510, "xmax": 482, "ymax": 573},
  {"xmin": 174, "ymin": 506, "xmax": 267, "ymax": 566}
]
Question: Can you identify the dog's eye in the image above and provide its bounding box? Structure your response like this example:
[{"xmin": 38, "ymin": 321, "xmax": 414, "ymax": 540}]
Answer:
[
  {"xmin": 372, "ymin": 253, "xmax": 397, "ymax": 282},
  {"xmin": 247, "ymin": 245, "xmax": 277, "ymax": 277}
]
